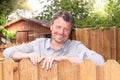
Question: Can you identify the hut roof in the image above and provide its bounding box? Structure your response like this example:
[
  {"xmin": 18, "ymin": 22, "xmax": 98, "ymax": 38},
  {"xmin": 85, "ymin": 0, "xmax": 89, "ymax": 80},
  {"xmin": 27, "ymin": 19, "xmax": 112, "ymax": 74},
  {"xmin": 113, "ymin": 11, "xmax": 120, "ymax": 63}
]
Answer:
[{"xmin": 4, "ymin": 17, "xmax": 50, "ymax": 28}]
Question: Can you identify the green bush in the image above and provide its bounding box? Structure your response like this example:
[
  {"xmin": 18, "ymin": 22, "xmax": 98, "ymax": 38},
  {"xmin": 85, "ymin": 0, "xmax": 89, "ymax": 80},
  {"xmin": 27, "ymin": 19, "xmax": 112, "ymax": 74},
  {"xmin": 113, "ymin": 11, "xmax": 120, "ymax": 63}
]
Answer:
[{"xmin": 0, "ymin": 26, "xmax": 16, "ymax": 40}]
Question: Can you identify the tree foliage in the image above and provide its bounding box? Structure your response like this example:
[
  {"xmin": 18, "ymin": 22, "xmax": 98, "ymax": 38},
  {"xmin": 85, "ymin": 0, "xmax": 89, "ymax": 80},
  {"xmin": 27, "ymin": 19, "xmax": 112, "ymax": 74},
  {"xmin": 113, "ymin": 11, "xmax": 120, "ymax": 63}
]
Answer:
[
  {"xmin": 0, "ymin": 0, "xmax": 29, "ymax": 26},
  {"xmin": 105, "ymin": 0, "xmax": 120, "ymax": 27},
  {"xmin": 0, "ymin": 14, "xmax": 6, "ymax": 26},
  {"xmin": 0, "ymin": 26, "xmax": 16, "ymax": 40},
  {"xmin": 0, "ymin": 0, "xmax": 29, "ymax": 16},
  {"xmin": 36, "ymin": 0, "xmax": 120, "ymax": 28},
  {"xmin": 36, "ymin": 0, "xmax": 90, "ymax": 28}
]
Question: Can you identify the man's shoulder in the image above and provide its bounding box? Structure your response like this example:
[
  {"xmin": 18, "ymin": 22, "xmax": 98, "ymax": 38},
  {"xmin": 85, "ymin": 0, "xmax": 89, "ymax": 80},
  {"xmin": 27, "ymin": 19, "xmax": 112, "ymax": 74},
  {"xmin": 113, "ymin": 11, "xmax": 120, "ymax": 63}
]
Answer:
[{"xmin": 70, "ymin": 39, "xmax": 82, "ymax": 44}]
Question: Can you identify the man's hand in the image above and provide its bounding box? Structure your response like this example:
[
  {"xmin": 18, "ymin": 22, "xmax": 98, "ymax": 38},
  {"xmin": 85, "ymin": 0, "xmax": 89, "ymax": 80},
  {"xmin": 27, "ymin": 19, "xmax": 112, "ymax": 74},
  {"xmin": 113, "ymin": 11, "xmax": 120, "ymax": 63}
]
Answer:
[
  {"xmin": 41, "ymin": 56, "xmax": 60, "ymax": 70},
  {"xmin": 28, "ymin": 52, "xmax": 41, "ymax": 65},
  {"xmin": 28, "ymin": 55, "xmax": 80, "ymax": 70}
]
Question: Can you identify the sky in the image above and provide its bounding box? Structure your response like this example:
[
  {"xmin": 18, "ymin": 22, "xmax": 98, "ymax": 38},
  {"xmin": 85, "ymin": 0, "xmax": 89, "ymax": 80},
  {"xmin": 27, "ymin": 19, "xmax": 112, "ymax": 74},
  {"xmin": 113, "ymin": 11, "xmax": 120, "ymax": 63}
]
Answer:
[
  {"xmin": 28, "ymin": 0, "xmax": 51, "ymax": 13},
  {"xmin": 8, "ymin": 0, "xmax": 51, "ymax": 20}
]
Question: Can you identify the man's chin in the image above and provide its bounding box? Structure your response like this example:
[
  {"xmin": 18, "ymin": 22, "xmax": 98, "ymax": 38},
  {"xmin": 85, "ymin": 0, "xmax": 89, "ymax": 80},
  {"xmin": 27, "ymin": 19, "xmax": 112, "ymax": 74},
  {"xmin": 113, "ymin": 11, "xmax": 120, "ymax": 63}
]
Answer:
[{"xmin": 55, "ymin": 39, "xmax": 64, "ymax": 44}]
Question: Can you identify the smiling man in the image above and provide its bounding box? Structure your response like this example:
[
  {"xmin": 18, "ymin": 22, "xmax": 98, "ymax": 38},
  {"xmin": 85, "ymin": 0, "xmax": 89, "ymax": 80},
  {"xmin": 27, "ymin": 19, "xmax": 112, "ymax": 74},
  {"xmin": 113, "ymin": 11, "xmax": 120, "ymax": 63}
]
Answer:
[{"xmin": 3, "ymin": 11, "xmax": 104, "ymax": 70}]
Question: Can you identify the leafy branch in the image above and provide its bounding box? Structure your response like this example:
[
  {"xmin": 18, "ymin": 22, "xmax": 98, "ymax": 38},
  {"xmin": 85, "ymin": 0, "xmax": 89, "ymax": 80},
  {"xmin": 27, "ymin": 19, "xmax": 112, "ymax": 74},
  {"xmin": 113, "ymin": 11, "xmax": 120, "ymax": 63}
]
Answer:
[{"xmin": 0, "ymin": 26, "xmax": 16, "ymax": 40}]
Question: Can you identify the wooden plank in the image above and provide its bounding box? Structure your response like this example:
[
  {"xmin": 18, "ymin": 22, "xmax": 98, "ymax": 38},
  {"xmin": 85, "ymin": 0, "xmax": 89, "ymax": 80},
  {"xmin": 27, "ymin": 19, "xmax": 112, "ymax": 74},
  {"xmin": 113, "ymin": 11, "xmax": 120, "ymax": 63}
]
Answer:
[
  {"xmin": 102, "ymin": 60, "xmax": 120, "ymax": 80},
  {"xmin": 75, "ymin": 28, "xmax": 91, "ymax": 48},
  {"xmin": 75, "ymin": 28, "xmax": 82, "ymax": 41},
  {"xmin": 70, "ymin": 29, "xmax": 76, "ymax": 40},
  {"xmin": 98, "ymin": 28, "xmax": 104, "ymax": 60},
  {"xmin": 0, "ymin": 50, "xmax": 4, "ymax": 58},
  {"xmin": 116, "ymin": 27, "xmax": 120, "ymax": 59},
  {"xmin": 19, "ymin": 59, "xmax": 38, "ymax": 80},
  {"xmin": 110, "ymin": 27, "xmax": 117, "ymax": 59},
  {"xmin": 38, "ymin": 60, "xmax": 58, "ymax": 80},
  {"xmin": 103, "ymin": 29, "xmax": 111, "ymax": 60},
  {"xmin": 0, "ymin": 53, "xmax": 3, "ymax": 58},
  {"xmin": 58, "ymin": 60, "xmax": 79, "ymax": 80},
  {"xmin": 13, "ymin": 62, "xmax": 19, "ymax": 80},
  {"xmin": 96, "ymin": 65, "xmax": 104, "ymax": 80},
  {"xmin": 79, "ymin": 59, "xmax": 96, "ymax": 80},
  {"xmin": 81, "ymin": 28, "xmax": 90, "ymax": 48},
  {"xmin": 3, "ymin": 59, "xmax": 14, "ymax": 80},
  {"xmin": 0, "ymin": 59, "xmax": 3, "ymax": 80},
  {"xmin": 89, "ymin": 29, "xmax": 100, "ymax": 53}
]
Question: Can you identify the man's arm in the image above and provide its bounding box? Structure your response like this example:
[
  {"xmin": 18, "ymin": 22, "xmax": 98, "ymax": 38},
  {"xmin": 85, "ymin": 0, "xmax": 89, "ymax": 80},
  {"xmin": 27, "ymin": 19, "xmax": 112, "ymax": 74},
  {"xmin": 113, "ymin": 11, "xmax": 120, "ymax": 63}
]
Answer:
[
  {"xmin": 83, "ymin": 50, "xmax": 105, "ymax": 65},
  {"xmin": 12, "ymin": 51, "xmax": 40, "ymax": 65}
]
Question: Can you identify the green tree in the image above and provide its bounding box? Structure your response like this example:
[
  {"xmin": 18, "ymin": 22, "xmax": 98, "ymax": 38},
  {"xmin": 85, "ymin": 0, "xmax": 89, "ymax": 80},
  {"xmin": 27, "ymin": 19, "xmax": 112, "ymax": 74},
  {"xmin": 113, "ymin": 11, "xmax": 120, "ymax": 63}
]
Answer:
[
  {"xmin": 36, "ymin": 0, "xmax": 90, "ymax": 28},
  {"xmin": 0, "ymin": 26, "xmax": 16, "ymax": 40},
  {"xmin": 0, "ymin": 0, "xmax": 30, "ymax": 25},
  {"xmin": 105, "ymin": 0, "xmax": 120, "ymax": 27},
  {"xmin": 36, "ymin": 0, "xmax": 120, "ymax": 28},
  {"xmin": 0, "ymin": 0, "xmax": 29, "ymax": 16},
  {"xmin": 0, "ymin": 14, "xmax": 6, "ymax": 26}
]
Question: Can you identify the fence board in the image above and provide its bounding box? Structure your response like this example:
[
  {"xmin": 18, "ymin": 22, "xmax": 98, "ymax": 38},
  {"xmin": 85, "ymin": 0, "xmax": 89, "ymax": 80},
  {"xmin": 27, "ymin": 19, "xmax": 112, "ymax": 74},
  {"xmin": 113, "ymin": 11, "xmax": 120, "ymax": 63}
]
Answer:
[
  {"xmin": 58, "ymin": 60, "xmax": 79, "ymax": 80},
  {"xmin": 110, "ymin": 27, "xmax": 117, "ymax": 59},
  {"xmin": 0, "ymin": 59, "xmax": 3, "ymax": 80},
  {"xmin": 79, "ymin": 59, "xmax": 96, "ymax": 80},
  {"xmin": 103, "ymin": 60, "xmax": 120, "ymax": 80},
  {"xmin": 81, "ymin": 28, "xmax": 90, "ymax": 48},
  {"xmin": 96, "ymin": 65, "xmax": 104, "ymax": 80},
  {"xmin": 13, "ymin": 62, "xmax": 19, "ymax": 80},
  {"xmin": 103, "ymin": 29, "xmax": 111, "ymax": 60},
  {"xmin": 89, "ymin": 29, "xmax": 99, "ymax": 52},
  {"xmin": 38, "ymin": 61, "xmax": 58, "ymax": 80},
  {"xmin": 116, "ymin": 28, "xmax": 120, "ymax": 59},
  {"xmin": 96, "ymin": 28, "xmax": 106, "ymax": 59},
  {"xmin": 19, "ymin": 59, "xmax": 38, "ymax": 80},
  {"xmin": 3, "ymin": 59, "xmax": 14, "ymax": 80}
]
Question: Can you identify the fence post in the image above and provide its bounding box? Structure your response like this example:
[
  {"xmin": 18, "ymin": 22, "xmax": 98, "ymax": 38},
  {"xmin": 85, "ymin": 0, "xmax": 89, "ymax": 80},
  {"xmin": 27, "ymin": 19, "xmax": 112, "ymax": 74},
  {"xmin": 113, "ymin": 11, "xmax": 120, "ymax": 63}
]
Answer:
[
  {"xmin": 0, "ymin": 59, "xmax": 3, "ymax": 80},
  {"xmin": 58, "ymin": 60, "xmax": 80, "ymax": 80},
  {"xmin": 38, "ymin": 60, "xmax": 58, "ymax": 80},
  {"xmin": 19, "ymin": 58, "xmax": 38, "ymax": 80},
  {"xmin": 79, "ymin": 59, "xmax": 96, "ymax": 80},
  {"xmin": 3, "ymin": 59, "xmax": 14, "ymax": 80},
  {"xmin": 102, "ymin": 60, "xmax": 120, "ymax": 80}
]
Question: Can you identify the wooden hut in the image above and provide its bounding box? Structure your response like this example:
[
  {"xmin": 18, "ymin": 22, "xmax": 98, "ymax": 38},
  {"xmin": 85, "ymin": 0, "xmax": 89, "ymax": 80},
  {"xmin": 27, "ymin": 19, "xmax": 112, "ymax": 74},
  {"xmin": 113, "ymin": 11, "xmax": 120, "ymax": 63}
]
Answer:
[{"xmin": 3, "ymin": 17, "xmax": 51, "ymax": 42}]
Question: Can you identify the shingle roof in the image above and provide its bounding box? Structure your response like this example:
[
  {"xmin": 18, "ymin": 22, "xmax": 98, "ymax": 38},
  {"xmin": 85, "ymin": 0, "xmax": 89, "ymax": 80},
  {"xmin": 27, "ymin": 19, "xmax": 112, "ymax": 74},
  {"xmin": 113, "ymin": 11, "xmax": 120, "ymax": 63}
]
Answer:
[{"xmin": 4, "ymin": 17, "xmax": 50, "ymax": 28}]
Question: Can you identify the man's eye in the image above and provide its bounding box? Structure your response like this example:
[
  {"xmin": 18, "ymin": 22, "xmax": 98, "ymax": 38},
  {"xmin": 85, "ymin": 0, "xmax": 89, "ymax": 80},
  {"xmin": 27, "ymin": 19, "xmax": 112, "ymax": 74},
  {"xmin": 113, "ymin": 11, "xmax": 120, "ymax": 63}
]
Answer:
[{"xmin": 64, "ymin": 28, "xmax": 70, "ymax": 31}]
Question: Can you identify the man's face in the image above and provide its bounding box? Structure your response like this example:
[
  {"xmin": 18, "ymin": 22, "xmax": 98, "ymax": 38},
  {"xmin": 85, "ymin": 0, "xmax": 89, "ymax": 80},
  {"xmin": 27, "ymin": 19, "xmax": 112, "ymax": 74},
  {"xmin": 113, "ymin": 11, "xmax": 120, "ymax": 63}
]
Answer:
[{"xmin": 50, "ymin": 17, "xmax": 72, "ymax": 44}]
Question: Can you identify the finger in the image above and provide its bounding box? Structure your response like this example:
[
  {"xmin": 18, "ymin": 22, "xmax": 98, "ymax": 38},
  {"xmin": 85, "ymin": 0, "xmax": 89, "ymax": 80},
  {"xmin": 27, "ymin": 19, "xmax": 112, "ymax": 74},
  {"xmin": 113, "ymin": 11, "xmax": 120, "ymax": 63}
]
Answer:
[
  {"xmin": 49, "ymin": 59, "xmax": 53, "ymax": 69},
  {"xmin": 33, "ymin": 54, "xmax": 38, "ymax": 65},
  {"xmin": 36, "ymin": 53, "xmax": 40, "ymax": 62},
  {"xmin": 38, "ymin": 56, "xmax": 45, "ymax": 63},
  {"xmin": 30, "ymin": 56, "xmax": 36, "ymax": 65},
  {"xmin": 42, "ymin": 59, "xmax": 47, "ymax": 69},
  {"xmin": 46, "ymin": 60, "xmax": 50, "ymax": 70}
]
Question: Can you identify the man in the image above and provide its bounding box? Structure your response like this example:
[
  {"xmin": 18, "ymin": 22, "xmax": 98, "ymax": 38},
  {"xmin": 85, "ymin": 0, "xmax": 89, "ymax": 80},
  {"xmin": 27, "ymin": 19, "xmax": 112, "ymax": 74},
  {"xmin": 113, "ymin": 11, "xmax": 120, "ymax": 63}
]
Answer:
[{"xmin": 3, "ymin": 11, "xmax": 104, "ymax": 70}]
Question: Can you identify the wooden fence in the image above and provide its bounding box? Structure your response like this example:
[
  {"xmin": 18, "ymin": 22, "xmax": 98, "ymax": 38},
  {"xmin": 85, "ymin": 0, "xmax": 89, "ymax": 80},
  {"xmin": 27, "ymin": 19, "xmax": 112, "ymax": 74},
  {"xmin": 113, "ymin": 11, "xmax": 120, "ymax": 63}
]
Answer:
[
  {"xmin": 0, "ymin": 58, "xmax": 120, "ymax": 80},
  {"xmin": 71, "ymin": 27, "xmax": 120, "ymax": 60}
]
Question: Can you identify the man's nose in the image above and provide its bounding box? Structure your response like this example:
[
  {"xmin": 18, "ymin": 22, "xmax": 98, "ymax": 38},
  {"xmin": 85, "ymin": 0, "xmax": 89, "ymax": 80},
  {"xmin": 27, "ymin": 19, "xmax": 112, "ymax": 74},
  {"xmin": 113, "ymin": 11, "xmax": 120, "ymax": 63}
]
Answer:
[{"xmin": 59, "ymin": 28, "xmax": 64, "ymax": 34}]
